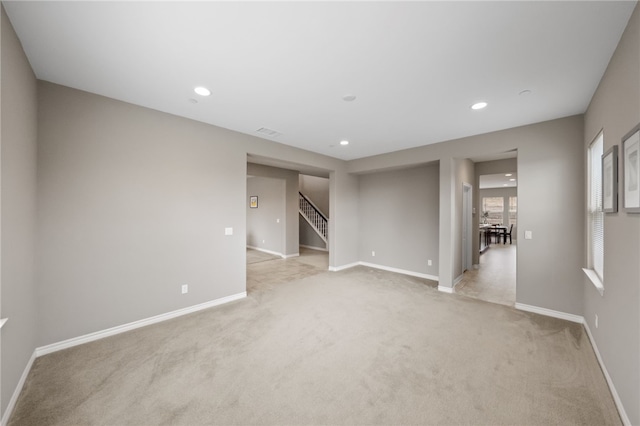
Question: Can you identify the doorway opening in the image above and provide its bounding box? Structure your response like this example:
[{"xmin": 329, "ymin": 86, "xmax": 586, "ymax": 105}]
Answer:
[{"xmin": 457, "ymin": 154, "xmax": 517, "ymax": 307}]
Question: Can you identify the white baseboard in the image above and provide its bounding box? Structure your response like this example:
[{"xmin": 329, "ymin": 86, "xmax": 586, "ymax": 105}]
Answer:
[
  {"xmin": 329, "ymin": 261, "xmax": 439, "ymax": 282},
  {"xmin": 453, "ymin": 274, "xmax": 464, "ymax": 286},
  {"xmin": 358, "ymin": 262, "xmax": 439, "ymax": 282},
  {"xmin": 583, "ymin": 322, "xmax": 631, "ymax": 426},
  {"xmin": 514, "ymin": 303, "xmax": 584, "ymax": 324},
  {"xmin": 2, "ymin": 350, "xmax": 36, "ymax": 426},
  {"xmin": 328, "ymin": 262, "xmax": 360, "ymax": 272},
  {"xmin": 299, "ymin": 244, "xmax": 328, "ymax": 252},
  {"xmin": 438, "ymin": 285, "xmax": 454, "ymax": 293},
  {"xmin": 36, "ymin": 292, "xmax": 246, "ymax": 357},
  {"xmin": 247, "ymin": 245, "xmax": 285, "ymax": 258},
  {"xmin": 282, "ymin": 253, "xmax": 299, "ymax": 259}
]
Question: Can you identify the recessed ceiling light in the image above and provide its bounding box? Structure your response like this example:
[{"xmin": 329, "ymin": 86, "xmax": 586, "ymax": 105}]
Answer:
[
  {"xmin": 503, "ymin": 184, "xmax": 509, "ymax": 186},
  {"xmin": 471, "ymin": 102, "xmax": 488, "ymax": 110},
  {"xmin": 194, "ymin": 86, "xmax": 211, "ymax": 96},
  {"xmin": 509, "ymin": 178, "xmax": 516, "ymax": 182},
  {"xmin": 505, "ymin": 173, "xmax": 513, "ymax": 177},
  {"xmin": 340, "ymin": 140, "xmax": 349, "ymax": 146},
  {"xmin": 342, "ymin": 94, "xmax": 357, "ymax": 102}
]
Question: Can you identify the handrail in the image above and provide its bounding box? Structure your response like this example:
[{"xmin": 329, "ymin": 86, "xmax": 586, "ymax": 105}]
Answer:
[
  {"xmin": 299, "ymin": 192, "xmax": 327, "ymax": 221},
  {"xmin": 299, "ymin": 192, "xmax": 328, "ymax": 242}
]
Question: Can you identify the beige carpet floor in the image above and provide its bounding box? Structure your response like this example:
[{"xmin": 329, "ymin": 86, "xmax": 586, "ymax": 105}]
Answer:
[
  {"xmin": 246, "ymin": 248, "xmax": 281, "ymax": 265},
  {"xmin": 8, "ymin": 254, "xmax": 620, "ymax": 425}
]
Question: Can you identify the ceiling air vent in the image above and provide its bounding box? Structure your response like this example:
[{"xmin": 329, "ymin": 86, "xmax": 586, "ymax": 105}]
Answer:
[{"xmin": 256, "ymin": 127, "xmax": 282, "ymax": 137}]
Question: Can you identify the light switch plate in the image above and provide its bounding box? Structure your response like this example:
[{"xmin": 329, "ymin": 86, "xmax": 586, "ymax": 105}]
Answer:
[
  {"xmin": 225, "ymin": 227, "xmax": 233, "ymax": 236},
  {"xmin": 525, "ymin": 230, "xmax": 532, "ymax": 240}
]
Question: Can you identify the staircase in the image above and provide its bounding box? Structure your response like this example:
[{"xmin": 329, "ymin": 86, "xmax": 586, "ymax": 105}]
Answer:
[{"xmin": 299, "ymin": 192, "xmax": 328, "ymax": 243}]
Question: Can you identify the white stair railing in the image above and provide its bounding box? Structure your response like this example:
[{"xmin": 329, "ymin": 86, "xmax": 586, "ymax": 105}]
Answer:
[{"xmin": 299, "ymin": 192, "xmax": 328, "ymax": 243}]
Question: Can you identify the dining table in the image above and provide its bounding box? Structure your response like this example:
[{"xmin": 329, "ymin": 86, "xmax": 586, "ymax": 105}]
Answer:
[{"xmin": 480, "ymin": 224, "xmax": 508, "ymax": 250}]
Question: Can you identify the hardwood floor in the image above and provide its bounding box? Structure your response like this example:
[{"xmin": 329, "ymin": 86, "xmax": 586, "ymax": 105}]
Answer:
[{"xmin": 455, "ymin": 242, "xmax": 516, "ymax": 306}]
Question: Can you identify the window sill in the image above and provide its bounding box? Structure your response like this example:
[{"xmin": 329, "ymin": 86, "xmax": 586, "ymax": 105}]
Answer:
[{"xmin": 582, "ymin": 268, "xmax": 604, "ymax": 296}]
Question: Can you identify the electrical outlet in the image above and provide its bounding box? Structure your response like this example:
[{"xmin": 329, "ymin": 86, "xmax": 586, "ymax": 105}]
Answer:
[
  {"xmin": 372, "ymin": 251, "xmax": 376, "ymax": 257},
  {"xmin": 428, "ymin": 259, "xmax": 432, "ymax": 266},
  {"xmin": 224, "ymin": 227, "xmax": 233, "ymax": 236},
  {"xmin": 595, "ymin": 314, "xmax": 599, "ymax": 328},
  {"xmin": 276, "ymin": 218, "xmax": 280, "ymax": 223},
  {"xmin": 524, "ymin": 230, "xmax": 533, "ymax": 240},
  {"xmin": 181, "ymin": 285, "xmax": 188, "ymax": 294}
]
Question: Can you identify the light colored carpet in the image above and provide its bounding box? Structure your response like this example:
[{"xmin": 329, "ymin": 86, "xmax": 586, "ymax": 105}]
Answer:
[
  {"xmin": 8, "ymin": 259, "xmax": 620, "ymax": 425},
  {"xmin": 246, "ymin": 248, "xmax": 280, "ymax": 264}
]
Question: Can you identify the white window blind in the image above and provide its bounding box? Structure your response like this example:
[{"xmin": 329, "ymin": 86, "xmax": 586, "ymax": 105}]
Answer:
[
  {"xmin": 588, "ymin": 133, "xmax": 604, "ymax": 281},
  {"xmin": 509, "ymin": 196, "xmax": 517, "ymax": 227},
  {"xmin": 482, "ymin": 197, "xmax": 503, "ymax": 224}
]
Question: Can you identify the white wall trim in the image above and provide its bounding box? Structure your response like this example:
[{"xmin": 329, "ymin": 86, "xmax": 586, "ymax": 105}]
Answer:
[
  {"xmin": 329, "ymin": 260, "xmax": 440, "ymax": 281},
  {"xmin": 453, "ymin": 274, "xmax": 464, "ymax": 286},
  {"xmin": 328, "ymin": 262, "xmax": 360, "ymax": 272},
  {"xmin": 246, "ymin": 245, "xmax": 284, "ymax": 258},
  {"xmin": 514, "ymin": 303, "xmax": 584, "ymax": 324},
  {"xmin": 1, "ymin": 350, "xmax": 36, "ymax": 426},
  {"xmin": 282, "ymin": 253, "xmax": 299, "ymax": 259},
  {"xmin": 299, "ymin": 244, "xmax": 328, "ymax": 252},
  {"xmin": 358, "ymin": 262, "xmax": 438, "ymax": 282},
  {"xmin": 36, "ymin": 292, "xmax": 246, "ymax": 357},
  {"xmin": 437, "ymin": 285, "xmax": 454, "ymax": 293},
  {"xmin": 582, "ymin": 268, "xmax": 605, "ymax": 296},
  {"xmin": 583, "ymin": 321, "xmax": 631, "ymax": 426}
]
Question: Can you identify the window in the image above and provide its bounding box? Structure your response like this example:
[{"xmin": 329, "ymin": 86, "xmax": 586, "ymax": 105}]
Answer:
[
  {"xmin": 509, "ymin": 196, "xmax": 517, "ymax": 227},
  {"xmin": 482, "ymin": 197, "xmax": 503, "ymax": 224},
  {"xmin": 587, "ymin": 132, "xmax": 604, "ymax": 285}
]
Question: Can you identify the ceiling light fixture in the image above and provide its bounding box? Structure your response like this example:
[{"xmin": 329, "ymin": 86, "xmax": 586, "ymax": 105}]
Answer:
[
  {"xmin": 194, "ymin": 86, "xmax": 211, "ymax": 96},
  {"xmin": 505, "ymin": 173, "xmax": 513, "ymax": 177},
  {"xmin": 510, "ymin": 178, "xmax": 516, "ymax": 182},
  {"xmin": 471, "ymin": 102, "xmax": 488, "ymax": 110},
  {"xmin": 340, "ymin": 140, "xmax": 349, "ymax": 146}
]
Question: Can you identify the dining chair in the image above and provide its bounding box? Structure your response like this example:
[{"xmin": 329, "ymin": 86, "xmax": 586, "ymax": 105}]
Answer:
[{"xmin": 503, "ymin": 224, "xmax": 514, "ymax": 244}]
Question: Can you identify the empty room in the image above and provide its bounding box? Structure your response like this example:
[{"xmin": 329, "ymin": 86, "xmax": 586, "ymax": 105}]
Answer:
[{"xmin": 1, "ymin": 1, "xmax": 639, "ymax": 425}]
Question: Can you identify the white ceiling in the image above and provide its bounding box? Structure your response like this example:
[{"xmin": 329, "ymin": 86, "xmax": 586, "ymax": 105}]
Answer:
[{"xmin": 4, "ymin": 1, "xmax": 637, "ymax": 161}]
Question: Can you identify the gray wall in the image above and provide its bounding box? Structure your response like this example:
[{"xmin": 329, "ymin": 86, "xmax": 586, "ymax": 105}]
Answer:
[
  {"xmin": 299, "ymin": 219, "xmax": 326, "ymax": 250},
  {"xmin": 348, "ymin": 115, "xmax": 585, "ymax": 313},
  {"xmin": 36, "ymin": 83, "xmax": 352, "ymax": 347},
  {"xmin": 1, "ymin": 7, "xmax": 39, "ymax": 416},
  {"xmin": 247, "ymin": 163, "xmax": 300, "ymax": 257},
  {"xmin": 37, "ymin": 82, "xmax": 248, "ymax": 345},
  {"xmin": 358, "ymin": 164, "xmax": 439, "ymax": 276},
  {"xmin": 246, "ymin": 176, "xmax": 286, "ymax": 254},
  {"xmin": 583, "ymin": 3, "xmax": 639, "ymax": 424},
  {"xmin": 329, "ymin": 170, "xmax": 359, "ymax": 269}
]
